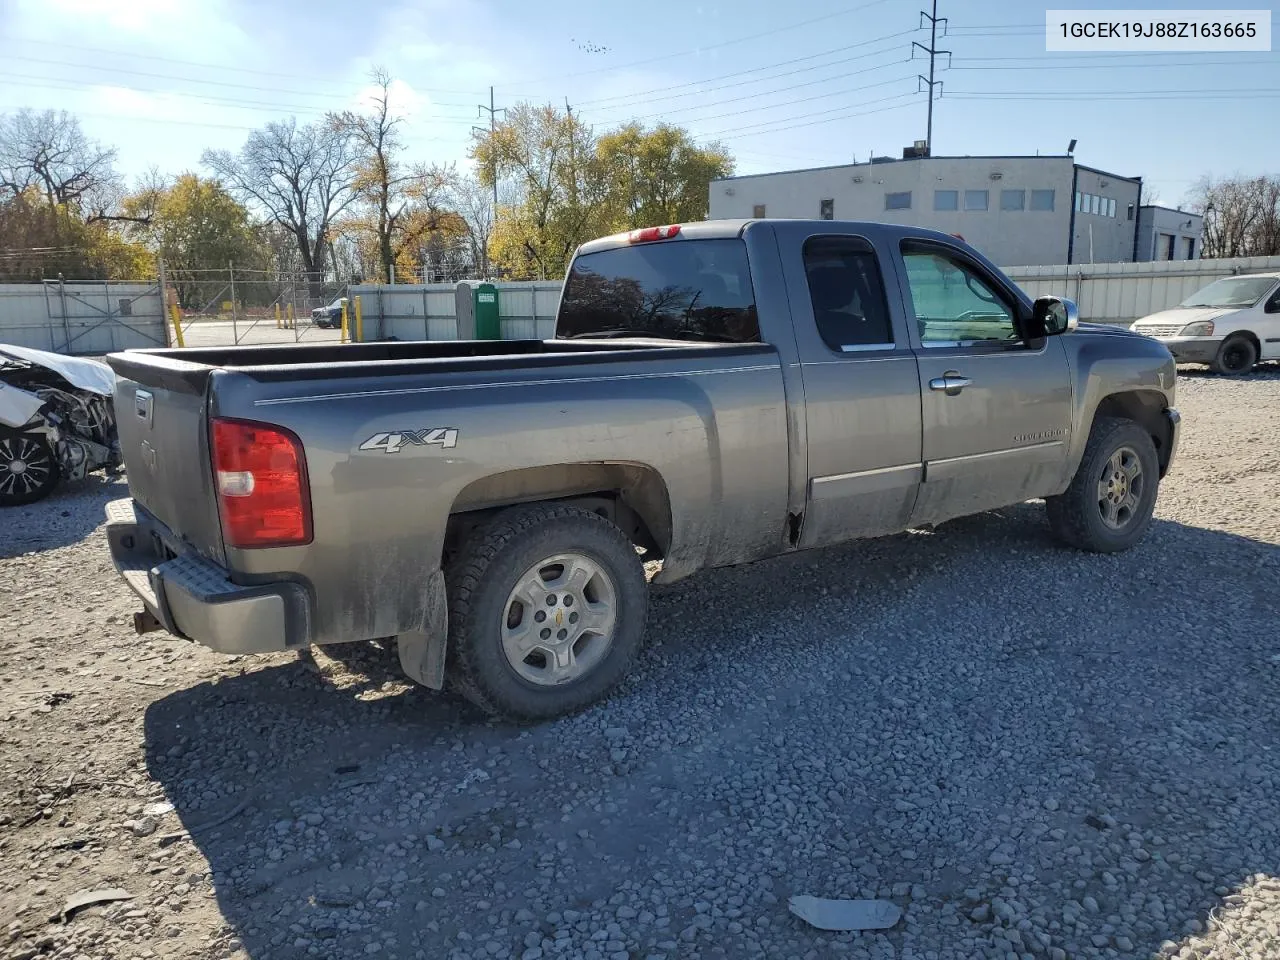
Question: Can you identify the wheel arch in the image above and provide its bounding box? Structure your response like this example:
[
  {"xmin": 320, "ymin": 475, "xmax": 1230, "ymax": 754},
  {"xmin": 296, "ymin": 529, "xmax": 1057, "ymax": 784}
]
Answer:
[
  {"xmin": 443, "ymin": 461, "xmax": 674, "ymax": 562},
  {"xmin": 1092, "ymin": 389, "xmax": 1174, "ymax": 477}
]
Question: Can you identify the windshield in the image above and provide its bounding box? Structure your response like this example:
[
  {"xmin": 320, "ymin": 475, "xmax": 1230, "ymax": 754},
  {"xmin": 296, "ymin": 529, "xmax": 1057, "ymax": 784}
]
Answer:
[
  {"xmin": 1179, "ymin": 276, "xmax": 1277, "ymax": 309},
  {"xmin": 557, "ymin": 238, "xmax": 759, "ymax": 342}
]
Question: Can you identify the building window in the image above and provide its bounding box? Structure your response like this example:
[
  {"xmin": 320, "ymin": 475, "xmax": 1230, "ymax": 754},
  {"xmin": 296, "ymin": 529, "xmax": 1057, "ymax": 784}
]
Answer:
[
  {"xmin": 819, "ymin": 198, "xmax": 834, "ymax": 220},
  {"xmin": 1089, "ymin": 194, "xmax": 1100, "ymax": 215},
  {"xmin": 752, "ymin": 204, "xmax": 766, "ymax": 218},
  {"xmin": 1127, "ymin": 202, "xmax": 1135, "ymax": 221},
  {"xmin": 1030, "ymin": 189, "xmax": 1055, "ymax": 211},
  {"xmin": 1185, "ymin": 237, "xmax": 1196, "ymax": 259},
  {"xmin": 1165, "ymin": 234, "xmax": 1176, "ymax": 260},
  {"xmin": 1107, "ymin": 198, "xmax": 1116, "ymax": 217},
  {"xmin": 964, "ymin": 190, "xmax": 988, "ymax": 211},
  {"xmin": 885, "ymin": 191, "xmax": 911, "ymax": 210},
  {"xmin": 934, "ymin": 190, "xmax": 958, "ymax": 211},
  {"xmin": 1000, "ymin": 189, "xmax": 1025, "ymax": 211}
]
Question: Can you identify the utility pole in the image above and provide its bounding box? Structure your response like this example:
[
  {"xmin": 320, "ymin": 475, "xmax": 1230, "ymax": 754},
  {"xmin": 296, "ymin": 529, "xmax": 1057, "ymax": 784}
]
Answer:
[
  {"xmin": 913, "ymin": 0, "xmax": 950, "ymax": 154},
  {"xmin": 474, "ymin": 86, "xmax": 505, "ymax": 215}
]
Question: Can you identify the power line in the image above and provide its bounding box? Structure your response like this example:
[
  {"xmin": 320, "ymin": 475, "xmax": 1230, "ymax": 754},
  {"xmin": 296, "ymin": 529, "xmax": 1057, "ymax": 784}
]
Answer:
[
  {"xmin": 5, "ymin": 55, "xmax": 481, "ymax": 108},
  {"xmin": 0, "ymin": 75, "xmax": 485, "ymax": 125},
  {"xmin": 953, "ymin": 57, "xmax": 1276, "ymax": 71},
  {"xmin": 587, "ymin": 64, "xmax": 915, "ymax": 126},
  {"xmin": 0, "ymin": 35, "xmax": 490, "ymax": 95},
  {"xmin": 576, "ymin": 29, "xmax": 919, "ymax": 108},
  {"xmin": 702, "ymin": 96, "xmax": 920, "ymax": 141},
  {"xmin": 497, "ymin": 0, "xmax": 899, "ymax": 88}
]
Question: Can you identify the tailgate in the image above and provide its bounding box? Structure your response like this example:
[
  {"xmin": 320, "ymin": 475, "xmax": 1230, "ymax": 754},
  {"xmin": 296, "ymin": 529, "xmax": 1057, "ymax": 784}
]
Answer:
[{"xmin": 112, "ymin": 370, "xmax": 226, "ymax": 564}]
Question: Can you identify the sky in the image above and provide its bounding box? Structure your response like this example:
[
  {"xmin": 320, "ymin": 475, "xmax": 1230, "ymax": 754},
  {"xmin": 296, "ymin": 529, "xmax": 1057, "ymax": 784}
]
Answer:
[{"xmin": 1, "ymin": 0, "xmax": 1277, "ymax": 209}]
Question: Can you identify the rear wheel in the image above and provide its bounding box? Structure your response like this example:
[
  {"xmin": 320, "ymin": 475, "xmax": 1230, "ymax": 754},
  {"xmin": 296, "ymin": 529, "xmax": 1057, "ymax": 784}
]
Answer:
[
  {"xmin": 1211, "ymin": 335, "xmax": 1257, "ymax": 375},
  {"xmin": 443, "ymin": 504, "xmax": 648, "ymax": 720},
  {"xmin": 0, "ymin": 432, "xmax": 61, "ymax": 507},
  {"xmin": 1046, "ymin": 417, "xmax": 1159, "ymax": 553}
]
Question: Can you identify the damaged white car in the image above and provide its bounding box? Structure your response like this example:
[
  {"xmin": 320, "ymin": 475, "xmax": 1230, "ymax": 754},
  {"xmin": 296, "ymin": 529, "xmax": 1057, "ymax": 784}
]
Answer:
[{"xmin": 0, "ymin": 344, "xmax": 121, "ymax": 507}]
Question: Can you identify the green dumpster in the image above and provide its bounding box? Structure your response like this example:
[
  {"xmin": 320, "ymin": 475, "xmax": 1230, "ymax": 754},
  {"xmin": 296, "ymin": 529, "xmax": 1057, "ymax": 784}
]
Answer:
[{"xmin": 473, "ymin": 283, "xmax": 500, "ymax": 340}]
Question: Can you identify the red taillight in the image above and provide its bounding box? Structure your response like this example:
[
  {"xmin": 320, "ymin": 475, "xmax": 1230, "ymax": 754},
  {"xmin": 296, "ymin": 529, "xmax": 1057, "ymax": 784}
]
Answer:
[
  {"xmin": 628, "ymin": 224, "xmax": 681, "ymax": 243},
  {"xmin": 210, "ymin": 418, "xmax": 312, "ymax": 548}
]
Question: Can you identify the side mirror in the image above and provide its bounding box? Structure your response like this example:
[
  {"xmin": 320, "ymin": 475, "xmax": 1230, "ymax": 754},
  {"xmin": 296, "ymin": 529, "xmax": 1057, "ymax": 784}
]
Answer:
[{"xmin": 1033, "ymin": 295, "xmax": 1079, "ymax": 336}]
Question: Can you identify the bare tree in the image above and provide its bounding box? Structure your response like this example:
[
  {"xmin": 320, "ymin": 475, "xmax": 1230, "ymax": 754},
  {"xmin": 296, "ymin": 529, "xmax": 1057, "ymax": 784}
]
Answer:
[
  {"xmin": 1189, "ymin": 174, "xmax": 1280, "ymax": 258},
  {"xmin": 202, "ymin": 117, "xmax": 361, "ymax": 295},
  {"xmin": 452, "ymin": 173, "xmax": 516, "ymax": 278},
  {"xmin": 333, "ymin": 69, "xmax": 454, "ymax": 283},
  {"xmin": 0, "ymin": 109, "xmax": 121, "ymax": 215}
]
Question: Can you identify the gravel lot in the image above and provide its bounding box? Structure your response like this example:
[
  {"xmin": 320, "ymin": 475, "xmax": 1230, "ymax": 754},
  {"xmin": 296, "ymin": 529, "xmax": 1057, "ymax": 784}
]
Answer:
[{"xmin": 2, "ymin": 369, "xmax": 1278, "ymax": 960}]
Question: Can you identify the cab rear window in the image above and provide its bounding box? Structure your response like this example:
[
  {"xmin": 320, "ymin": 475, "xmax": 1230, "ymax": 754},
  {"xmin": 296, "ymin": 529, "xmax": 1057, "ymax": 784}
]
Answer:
[{"xmin": 557, "ymin": 238, "xmax": 760, "ymax": 342}]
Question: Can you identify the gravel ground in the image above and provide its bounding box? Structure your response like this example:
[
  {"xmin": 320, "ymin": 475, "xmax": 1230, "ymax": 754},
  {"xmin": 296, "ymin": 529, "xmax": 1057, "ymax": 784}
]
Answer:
[{"xmin": 2, "ymin": 369, "xmax": 1278, "ymax": 960}]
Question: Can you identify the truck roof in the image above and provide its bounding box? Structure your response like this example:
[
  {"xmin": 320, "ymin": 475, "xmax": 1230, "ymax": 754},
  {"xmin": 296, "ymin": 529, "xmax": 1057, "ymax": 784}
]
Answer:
[{"xmin": 576, "ymin": 218, "xmax": 980, "ymax": 256}]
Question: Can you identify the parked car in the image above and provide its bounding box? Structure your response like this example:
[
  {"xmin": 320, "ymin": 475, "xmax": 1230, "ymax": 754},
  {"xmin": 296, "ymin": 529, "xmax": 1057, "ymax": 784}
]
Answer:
[
  {"xmin": 102, "ymin": 219, "xmax": 1180, "ymax": 720},
  {"xmin": 1129, "ymin": 271, "xmax": 1280, "ymax": 375},
  {"xmin": 311, "ymin": 297, "xmax": 348, "ymax": 329},
  {"xmin": 0, "ymin": 344, "xmax": 121, "ymax": 507}
]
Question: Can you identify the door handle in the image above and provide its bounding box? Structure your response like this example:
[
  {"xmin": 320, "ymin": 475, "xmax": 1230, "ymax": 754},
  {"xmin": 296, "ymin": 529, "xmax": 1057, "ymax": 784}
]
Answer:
[{"xmin": 928, "ymin": 372, "xmax": 972, "ymax": 396}]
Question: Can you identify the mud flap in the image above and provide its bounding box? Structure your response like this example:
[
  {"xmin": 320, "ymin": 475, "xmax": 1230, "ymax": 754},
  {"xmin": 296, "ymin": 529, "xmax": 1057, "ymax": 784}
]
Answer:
[
  {"xmin": 396, "ymin": 571, "xmax": 448, "ymax": 690},
  {"xmin": 397, "ymin": 630, "xmax": 447, "ymax": 690}
]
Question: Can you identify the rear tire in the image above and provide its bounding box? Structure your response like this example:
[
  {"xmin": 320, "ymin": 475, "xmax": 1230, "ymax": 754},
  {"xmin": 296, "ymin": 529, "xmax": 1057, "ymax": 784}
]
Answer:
[
  {"xmin": 445, "ymin": 504, "xmax": 648, "ymax": 720},
  {"xmin": 0, "ymin": 431, "xmax": 61, "ymax": 507},
  {"xmin": 1211, "ymin": 335, "xmax": 1257, "ymax": 375},
  {"xmin": 1045, "ymin": 417, "xmax": 1159, "ymax": 553}
]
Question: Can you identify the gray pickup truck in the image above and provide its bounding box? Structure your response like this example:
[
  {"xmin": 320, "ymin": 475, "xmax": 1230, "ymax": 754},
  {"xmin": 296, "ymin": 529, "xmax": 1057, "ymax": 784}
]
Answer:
[{"xmin": 104, "ymin": 219, "xmax": 1180, "ymax": 719}]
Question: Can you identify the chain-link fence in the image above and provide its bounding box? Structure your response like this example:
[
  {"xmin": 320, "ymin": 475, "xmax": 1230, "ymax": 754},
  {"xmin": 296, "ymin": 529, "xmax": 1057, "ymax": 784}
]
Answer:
[{"xmin": 164, "ymin": 264, "xmax": 352, "ymax": 348}]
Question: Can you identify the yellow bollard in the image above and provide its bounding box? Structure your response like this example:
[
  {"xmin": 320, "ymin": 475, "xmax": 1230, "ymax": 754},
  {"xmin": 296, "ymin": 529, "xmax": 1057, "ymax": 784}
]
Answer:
[
  {"xmin": 339, "ymin": 300, "xmax": 349, "ymax": 343},
  {"xmin": 170, "ymin": 303, "xmax": 186, "ymax": 348},
  {"xmin": 287, "ymin": 303, "xmax": 295, "ymax": 329},
  {"xmin": 275, "ymin": 303, "xmax": 282, "ymax": 329},
  {"xmin": 354, "ymin": 296, "xmax": 363, "ymax": 343}
]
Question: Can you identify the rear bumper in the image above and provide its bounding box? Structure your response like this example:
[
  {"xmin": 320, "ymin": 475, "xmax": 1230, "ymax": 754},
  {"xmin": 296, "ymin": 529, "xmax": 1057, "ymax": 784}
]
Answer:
[{"xmin": 104, "ymin": 498, "xmax": 311, "ymax": 654}]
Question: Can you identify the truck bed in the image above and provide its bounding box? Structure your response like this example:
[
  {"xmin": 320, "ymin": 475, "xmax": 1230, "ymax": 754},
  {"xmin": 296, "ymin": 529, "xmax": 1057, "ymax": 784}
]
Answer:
[{"xmin": 106, "ymin": 338, "xmax": 742, "ymax": 394}]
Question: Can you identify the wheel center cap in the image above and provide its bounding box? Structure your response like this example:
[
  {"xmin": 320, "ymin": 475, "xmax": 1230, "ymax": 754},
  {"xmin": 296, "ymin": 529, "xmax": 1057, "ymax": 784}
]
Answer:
[{"xmin": 7, "ymin": 459, "xmax": 26, "ymax": 475}]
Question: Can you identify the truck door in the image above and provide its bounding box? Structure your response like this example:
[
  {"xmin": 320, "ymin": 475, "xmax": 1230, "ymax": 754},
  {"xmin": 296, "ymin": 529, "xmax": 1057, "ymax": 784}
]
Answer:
[
  {"xmin": 773, "ymin": 226, "xmax": 924, "ymax": 548},
  {"xmin": 894, "ymin": 238, "xmax": 1072, "ymax": 525}
]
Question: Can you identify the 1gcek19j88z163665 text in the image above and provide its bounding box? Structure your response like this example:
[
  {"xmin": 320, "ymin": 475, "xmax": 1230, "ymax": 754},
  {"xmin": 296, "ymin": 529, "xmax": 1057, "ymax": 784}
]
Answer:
[{"xmin": 1047, "ymin": 10, "xmax": 1271, "ymax": 51}]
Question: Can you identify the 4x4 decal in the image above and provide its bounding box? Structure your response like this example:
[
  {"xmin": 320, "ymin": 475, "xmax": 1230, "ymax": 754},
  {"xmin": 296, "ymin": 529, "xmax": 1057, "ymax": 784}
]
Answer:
[{"xmin": 359, "ymin": 428, "xmax": 459, "ymax": 454}]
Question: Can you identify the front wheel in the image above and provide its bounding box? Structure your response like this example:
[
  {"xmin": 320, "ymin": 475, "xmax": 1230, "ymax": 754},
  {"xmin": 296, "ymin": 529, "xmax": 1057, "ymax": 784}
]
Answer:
[
  {"xmin": 1046, "ymin": 417, "xmax": 1159, "ymax": 553},
  {"xmin": 0, "ymin": 431, "xmax": 61, "ymax": 507},
  {"xmin": 1211, "ymin": 335, "xmax": 1257, "ymax": 376},
  {"xmin": 444, "ymin": 504, "xmax": 648, "ymax": 720}
]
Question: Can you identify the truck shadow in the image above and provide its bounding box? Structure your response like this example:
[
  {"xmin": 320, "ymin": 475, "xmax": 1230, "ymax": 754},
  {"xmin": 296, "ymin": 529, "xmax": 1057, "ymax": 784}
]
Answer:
[{"xmin": 142, "ymin": 504, "xmax": 1280, "ymax": 959}]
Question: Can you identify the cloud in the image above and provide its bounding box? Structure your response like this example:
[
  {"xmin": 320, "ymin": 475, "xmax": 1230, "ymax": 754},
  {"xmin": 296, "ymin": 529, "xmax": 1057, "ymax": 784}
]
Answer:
[{"xmin": 3, "ymin": 0, "xmax": 253, "ymax": 55}]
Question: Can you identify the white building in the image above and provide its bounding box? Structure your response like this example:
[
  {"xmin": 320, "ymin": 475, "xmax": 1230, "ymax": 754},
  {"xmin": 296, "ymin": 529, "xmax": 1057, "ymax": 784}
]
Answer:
[
  {"xmin": 708, "ymin": 154, "xmax": 1193, "ymax": 267},
  {"xmin": 1135, "ymin": 205, "xmax": 1203, "ymax": 262}
]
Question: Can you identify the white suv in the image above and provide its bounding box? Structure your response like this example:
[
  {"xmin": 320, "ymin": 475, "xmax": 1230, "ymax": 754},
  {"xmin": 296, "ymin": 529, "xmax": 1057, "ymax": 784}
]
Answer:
[{"xmin": 1130, "ymin": 272, "xmax": 1280, "ymax": 375}]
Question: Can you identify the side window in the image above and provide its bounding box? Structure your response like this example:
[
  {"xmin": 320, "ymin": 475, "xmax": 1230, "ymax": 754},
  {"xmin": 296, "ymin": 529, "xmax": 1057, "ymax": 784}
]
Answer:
[
  {"xmin": 900, "ymin": 243, "xmax": 1016, "ymax": 346},
  {"xmin": 803, "ymin": 236, "xmax": 894, "ymax": 351}
]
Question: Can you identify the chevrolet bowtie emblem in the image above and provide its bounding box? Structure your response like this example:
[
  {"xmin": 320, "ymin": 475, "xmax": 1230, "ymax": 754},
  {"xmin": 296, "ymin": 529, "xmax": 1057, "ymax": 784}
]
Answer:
[{"xmin": 555, "ymin": 610, "xmax": 564, "ymax": 627}]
